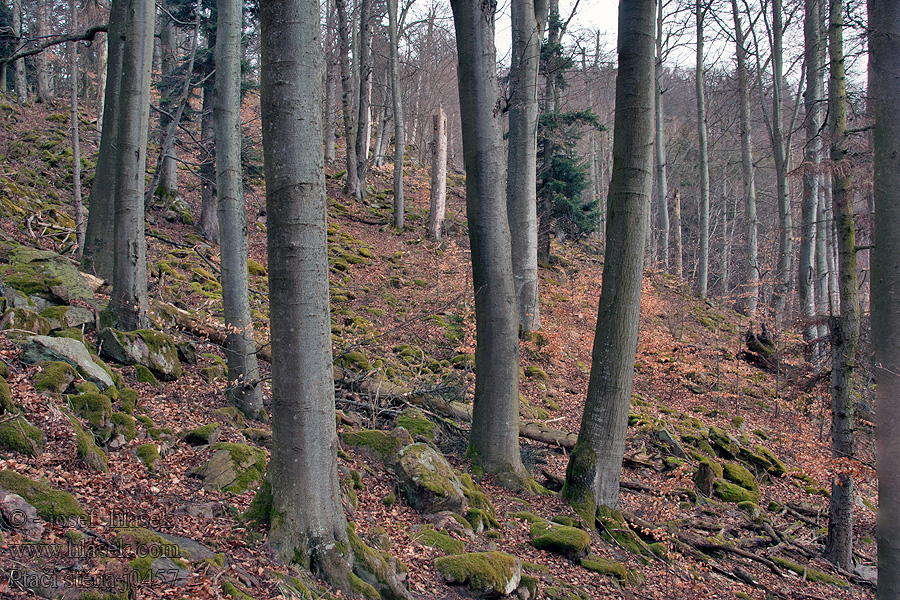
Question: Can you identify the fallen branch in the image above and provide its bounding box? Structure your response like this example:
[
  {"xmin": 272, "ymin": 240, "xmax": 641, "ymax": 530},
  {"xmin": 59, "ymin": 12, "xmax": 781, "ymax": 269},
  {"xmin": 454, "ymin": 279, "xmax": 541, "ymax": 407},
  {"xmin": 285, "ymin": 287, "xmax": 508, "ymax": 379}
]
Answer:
[
  {"xmin": 152, "ymin": 300, "xmax": 271, "ymax": 362},
  {"xmin": 1, "ymin": 24, "xmax": 107, "ymax": 66}
]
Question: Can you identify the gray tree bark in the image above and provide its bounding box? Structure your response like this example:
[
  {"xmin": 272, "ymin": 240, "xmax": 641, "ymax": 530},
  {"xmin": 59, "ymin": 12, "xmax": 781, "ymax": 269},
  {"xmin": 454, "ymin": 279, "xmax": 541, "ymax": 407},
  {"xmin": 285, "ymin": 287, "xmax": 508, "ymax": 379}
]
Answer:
[
  {"xmin": 801, "ymin": 0, "xmax": 825, "ymax": 366},
  {"xmin": 387, "ymin": 0, "xmax": 405, "ymax": 230},
  {"xmin": 157, "ymin": 5, "xmax": 179, "ymax": 197},
  {"xmin": 672, "ymin": 186, "xmax": 683, "ymax": 280},
  {"xmin": 335, "ymin": 0, "xmax": 359, "ymax": 196},
  {"xmin": 654, "ymin": 0, "xmax": 669, "ymax": 274},
  {"xmin": 825, "ymin": 0, "xmax": 858, "ymax": 570},
  {"xmin": 694, "ymin": 0, "xmax": 709, "ymax": 299},
  {"xmin": 428, "ymin": 108, "xmax": 447, "ymax": 241},
  {"xmin": 507, "ymin": 0, "xmax": 547, "ymax": 333},
  {"xmin": 869, "ymin": 1, "xmax": 900, "ymax": 594},
  {"xmin": 215, "ymin": 0, "xmax": 263, "ymax": 419},
  {"xmin": 562, "ymin": 0, "xmax": 655, "ymax": 518},
  {"xmin": 70, "ymin": 0, "xmax": 84, "ymax": 258},
  {"xmin": 35, "ymin": 0, "xmax": 52, "ymax": 102},
  {"xmin": 324, "ymin": 0, "xmax": 337, "ymax": 163},
  {"xmin": 450, "ymin": 0, "xmax": 530, "ymax": 488},
  {"xmin": 110, "ymin": 0, "xmax": 155, "ymax": 330},
  {"xmin": 352, "ymin": 0, "xmax": 373, "ymax": 199},
  {"xmin": 731, "ymin": 0, "xmax": 758, "ymax": 315},
  {"xmin": 82, "ymin": 0, "xmax": 126, "ymax": 280},
  {"xmin": 12, "ymin": 0, "xmax": 26, "ymax": 103},
  {"xmin": 198, "ymin": 36, "xmax": 219, "ymax": 244}
]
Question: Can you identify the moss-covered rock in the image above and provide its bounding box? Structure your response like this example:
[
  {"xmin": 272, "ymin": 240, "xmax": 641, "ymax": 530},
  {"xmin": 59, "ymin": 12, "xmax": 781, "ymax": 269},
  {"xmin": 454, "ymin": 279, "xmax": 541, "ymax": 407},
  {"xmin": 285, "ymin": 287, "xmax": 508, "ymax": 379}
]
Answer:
[
  {"xmin": 190, "ymin": 443, "xmax": 266, "ymax": 493},
  {"xmin": 184, "ymin": 423, "xmax": 221, "ymax": 446},
  {"xmin": 67, "ymin": 391, "xmax": 113, "ymax": 435},
  {"xmin": 434, "ymin": 551, "xmax": 522, "ymax": 596},
  {"xmin": 135, "ymin": 364, "xmax": 159, "ymax": 384},
  {"xmin": 119, "ymin": 387, "xmax": 138, "ymax": 414},
  {"xmin": 98, "ymin": 328, "xmax": 182, "ymax": 381},
  {"xmin": 39, "ymin": 304, "xmax": 94, "ymax": 331},
  {"xmin": 412, "ymin": 525, "xmax": 465, "ymax": 555},
  {"xmin": 1, "ymin": 307, "xmax": 51, "ymax": 335},
  {"xmin": 395, "ymin": 443, "xmax": 466, "ymax": 514},
  {"xmin": 524, "ymin": 365, "xmax": 549, "ymax": 381},
  {"xmin": 723, "ymin": 462, "xmax": 757, "ymax": 491},
  {"xmin": 394, "ymin": 407, "xmax": 436, "ymax": 441},
  {"xmin": 341, "ymin": 428, "xmax": 406, "ymax": 466},
  {"xmin": 595, "ymin": 506, "xmax": 655, "ymax": 563},
  {"xmin": 580, "ymin": 555, "xmax": 627, "ymax": 581},
  {"xmin": 714, "ymin": 480, "xmax": 758, "ymax": 504},
  {"xmin": 0, "ymin": 377, "xmax": 16, "ymax": 415},
  {"xmin": 530, "ymin": 520, "xmax": 591, "ymax": 559},
  {"xmin": 347, "ymin": 523, "xmax": 411, "ymax": 599},
  {"xmin": 753, "ymin": 445, "xmax": 787, "ymax": 476},
  {"xmin": 213, "ymin": 406, "xmax": 246, "ymax": 428},
  {"xmin": 0, "ymin": 469, "xmax": 85, "ymax": 522},
  {"xmin": 466, "ymin": 508, "xmax": 500, "ymax": 533},
  {"xmin": 21, "ymin": 335, "xmax": 114, "ymax": 389},
  {"xmin": 136, "ymin": 443, "xmax": 163, "ymax": 474},
  {"xmin": 708, "ymin": 426, "xmax": 741, "ymax": 458},
  {"xmin": 111, "ymin": 412, "xmax": 136, "ymax": 441},
  {"xmin": 64, "ymin": 412, "xmax": 108, "ymax": 471},
  {"xmin": 0, "ymin": 414, "xmax": 43, "ymax": 456},
  {"xmin": 458, "ymin": 473, "xmax": 496, "ymax": 516},
  {"xmin": 1, "ymin": 245, "xmax": 97, "ymax": 306}
]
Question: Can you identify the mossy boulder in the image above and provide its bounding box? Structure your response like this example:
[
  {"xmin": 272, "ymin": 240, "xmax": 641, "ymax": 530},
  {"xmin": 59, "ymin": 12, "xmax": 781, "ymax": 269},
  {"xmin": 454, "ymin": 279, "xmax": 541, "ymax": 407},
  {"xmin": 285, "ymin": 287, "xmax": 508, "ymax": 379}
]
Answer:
[
  {"xmin": 190, "ymin": 443, "xmax": 266, "ymax": 493},
  {"xmin": 98, "ymin": 328, "xmax": 182, "ymax": 381},
  {"xmin": 434, "ymin": 551, "xmax": 522, "ymax": 597},
  {"xmin": 347, "ymin": 523, "xmax": 411, "ymax": 599},
  {"xmin": 530, "ymin": 520, "xmax": 591, "ymax": 559},
  {"xmin": 412, "ymin": 525, "xmax": 465, "ymax": 555},
  {"xmin": 67, "ymin": 391, "xmax": 113, "ymax": 438},
  {"xmin": 753, "ymin": 445, "xmax": 787, "ymax": 476},
  {"xmin": 1, "ymin": 307, "xmax": 51, "ymax": 335},
  {"xmin": 714, "ymin": 480, "xmax": 758, "ymax": 504},
  {"xmin": 137, "ymin": 443, "xmax": 163, "ymax": 474},
  {"xmin": 341, "ymin": 428, "xmax": 407, "ymax": 466},
  {"xmin": 67, "ymin": 412, "xmax": 108, "ymax": 472},
  {"xmin": 33, "ymin": 360, "xmax": 77, "ymax": 394},
  {"xmin": 723, "ymin": 462, "xmax": 757, "ymax": 492},
  {"xmin": 21, "ymin": 335, "xmax": 114, "ymax": 388},
  {"xmin": 395, "ymin": 443, "xmax": 466, "ymax": 514},
  {"xmin": 111, "ymin": 412, "xmax": 136, "ymax": 442},
  {"xmin": 184, "ymin": 423, "xmax": 221, "ymax": 446},
  {"xmin": 0, "ymin": 245, "xmax": 97, "ymax": 306},
  {"xmin": 136, "ymin": 364, "xmax": 160, "ymax": 384},
  {"xmin": 39, "ymin": 304, "xmax": 94, "ymax": 331},
  {"xmin": 0, "ymin": 377, "xmax": 16, "ymax": 414},
  {"xmin": 708, "ymin": 426, "xmax": 741, "ymax": 459},
  {"xmin": 524, "ymin": 365, "xmax": 549, "ymax": 381},
  {"xmin": 394, "ymin": 407, "xmax": 436, "ymax": 441},
  {"xmin": 0, "ymin": 469, "xmax": 85, "ymax": 522},
  {"xmin": 580, "ymin": 555, "xmax": 627, "ymax": 582},
  {"xmin": 0, "ymin": 414, "xmax": 43, "ymax": 456},
  {"xmin": 213, "ymin": 406, "xmax": 246, "ymax": 427},
  {"xmin": 595, "ymin": 506, "xmax": 655, "ymax": 563}
]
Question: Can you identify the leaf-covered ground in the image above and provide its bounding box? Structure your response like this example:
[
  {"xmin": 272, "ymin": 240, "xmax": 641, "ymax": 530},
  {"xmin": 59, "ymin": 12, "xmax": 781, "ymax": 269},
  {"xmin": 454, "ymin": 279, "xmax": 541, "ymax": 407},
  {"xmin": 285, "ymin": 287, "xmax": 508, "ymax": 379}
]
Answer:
[{"xmin": 0, "ymin": 98, "xmax": 877, "ymax": 600}]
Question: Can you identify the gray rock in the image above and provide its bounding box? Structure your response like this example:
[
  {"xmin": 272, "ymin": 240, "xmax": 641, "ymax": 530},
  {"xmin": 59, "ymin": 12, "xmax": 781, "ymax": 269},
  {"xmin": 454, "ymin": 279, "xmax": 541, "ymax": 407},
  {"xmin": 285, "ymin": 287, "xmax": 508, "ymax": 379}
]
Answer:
[
  {"xmin": 0, "ymin": 490, "xmax": 44, "ymax": 538},
  {"xmin": 156, "ymin": 532, "xmax": 215, "ymax": 561},
  {"xmin": 395, "ymin": 443, "xmax": 466, "ymax": 514},
  {"xmin": 21, "ymin": 335, "xmax": 113, "ymax": 388},
  {"xmin": 435, "ymin": 551, "xmax": 522, "ymax": 597},
  {"xmin": 189, "ymin": 443, "xmax": 266, "ymax": 493},
  {"xmin": 149, "ymin": 557, "xmax": 191, "ymax": 586},
  {"xmin": 39, "ymin": 305, "xmax": 94, "ymax": 331},
  {"xmin": 98, "ymin": 328, "xmax": 182, "ymax": 381},
  {"xmin": 653, "ymin": 427, "xmax": 687, "ymax": 458}
]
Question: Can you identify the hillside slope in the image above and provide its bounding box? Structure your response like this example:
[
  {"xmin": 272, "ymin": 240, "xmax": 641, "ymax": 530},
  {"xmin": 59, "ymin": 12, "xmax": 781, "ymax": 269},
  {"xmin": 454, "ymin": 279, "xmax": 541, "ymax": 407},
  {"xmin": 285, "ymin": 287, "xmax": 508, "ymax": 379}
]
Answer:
[{"xmin": 0, "ymin": 99, "xmax": 877, "ymax": 600}]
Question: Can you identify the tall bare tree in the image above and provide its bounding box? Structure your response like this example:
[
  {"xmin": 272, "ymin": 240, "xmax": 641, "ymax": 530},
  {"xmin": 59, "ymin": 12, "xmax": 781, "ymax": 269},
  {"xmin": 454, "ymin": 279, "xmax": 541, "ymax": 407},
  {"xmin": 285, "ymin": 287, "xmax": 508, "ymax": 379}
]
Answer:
[
  {"xmin": 869, "ymin": 0, "xmax": 900, "ymax": 594},
  {"xmin": 654, "ymin": 0, "xmax": 669, "ymax": 273},
  {"xmin": 335, "ymin": 0, "xmax": 359, "ymax": 196},
  {"xmin": 12, "ymin": 0, "xmax": 26, "ymax": 103},
  {"xmin": 352, "ymin": 0, "xmax": 374, "ymax": 199},
  {"xmin": 69, "ymin": 0, "xmax": 84, "ymax": 258},
  {"xmin": 694, "ymin": 0, "xmax": 710, "ymax": 299},
  {"xmin": 563, "ymin": 0, "xmax": 655, "ymax": 517},
  {"xmin": 387, "ymin": 0, "xmax": 405, "ymax": 229},
  {"xmin": 450, "ymin": 0, "xmax": 531, "ymax": 488}
]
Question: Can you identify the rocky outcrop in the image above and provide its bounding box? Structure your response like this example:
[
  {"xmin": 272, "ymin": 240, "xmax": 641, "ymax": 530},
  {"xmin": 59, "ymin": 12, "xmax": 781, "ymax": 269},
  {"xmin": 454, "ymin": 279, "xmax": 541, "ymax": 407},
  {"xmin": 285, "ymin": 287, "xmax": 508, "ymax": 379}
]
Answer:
[{"xmin": 99, "ymin": 328, "xmax": 182, "ymax": 381}]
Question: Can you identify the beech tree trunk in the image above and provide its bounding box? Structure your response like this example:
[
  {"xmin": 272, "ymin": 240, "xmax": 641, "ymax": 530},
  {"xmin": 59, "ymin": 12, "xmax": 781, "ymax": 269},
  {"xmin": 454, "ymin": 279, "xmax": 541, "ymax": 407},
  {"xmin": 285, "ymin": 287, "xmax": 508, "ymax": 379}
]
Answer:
[
  {"xmin": 507, "ymin": 0, "xmax": 547, "ymax": 333},
  {"xmin": 352, "ymin": 0, "xmax": 373, "ymax": 199},
  {"xmin": 324, "ymin": 0, "xmax": 337, "ymax": 163},
  {"xmin": 869, "ymin": 1, "xmax": 900, "ymax": 594},
  {"xmin": 157, "ymin": 6, "xmax": 179, "ymax": 198},
  {"xmin": 215, "ymin": 0, "xmax": 263, "ymax": 418},
  {"xmin": 825, "ymin": 0, "xmax": 858, "ymax": 570},
  {"xmin": 12, "ymin": 0, "xmax": 26, "ymax": 103},
  {"xmin": 198, "ymin": 37, "xmax": 219, "ymax": 244},
  {"xmin": 335, "ymin": 0, "xmax": 359, "ymax": 196},
  {"xmin": 562, "ymin": 0, "xmax": 655, "ymax": 517},
  {"xmin": 672, "ymin": 186, "xmax": 683, "ymax": 280},
  {"xmin": 731, "ymin": 0, "xmax": 758, "ymax": 315},
  {"xmin": 82, "ymin": 0, "xmax": 127, "ymax": 280},
  {"xmin": 70, "ymin": 0, "xmax": 84, "ymax": 258},
  {"xmin": 694, "ymin": 0, "xmax": 709, "ymax": 299},
  {"xmin": 387, "ymin": 0, "xmax": 405, "ymax": 230},
  {"xmin": 35, "ymin": 0, "xmax": 52, "ymax": 102},
  {"xmin": 428, "ymin": 108, "xmax": 448, "ymax": 241},
  {"xmin": 257, "ymin": 0, "xmax": 348, "ymax": 572},
  {"xmin": 110, "ymin": 0, "xmax": 155, "ymax": 330},
  {"xmin": 450, "ymin": 0, "xmax": 530, "ymax": 488},
  {"xmin": 654, "ymin": 0, "xmax": 669, "ymax": 274}
]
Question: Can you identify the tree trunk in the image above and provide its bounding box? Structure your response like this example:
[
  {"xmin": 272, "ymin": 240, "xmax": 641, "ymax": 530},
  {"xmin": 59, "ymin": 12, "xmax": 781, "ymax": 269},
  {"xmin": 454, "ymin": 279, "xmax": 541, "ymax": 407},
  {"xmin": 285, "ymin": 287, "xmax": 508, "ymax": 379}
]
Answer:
[
  {"xmin": 96, "ymin": 35, "xmax": 107, "ymax": 130},
  {"xmin": 654, "ymin": 0, "xmax": 669, "ymax": 273},
  {"xmin": 770, "ymin": 0, "xmax": 793, "ymax": 324},
  {"xmin": 199, "ymin": 39, "xmax": 219, "ymax": 244},
  {"xmin": 110, "ymin": 0, "xmax": 155, "ymax": 330},
  {"xmin": 562, "ymin": 0, "xmax": 655, "ymax": 517},
  {"xmin": 507, "ymin": 0, "xmax": 547, "ymax": 333},
  {"xmin": 215, "ymin": 0, "xmax": 263, "ymax": 419},
  {"xmin": 731, "ymin": 0, "xmax": 758, "ymax": 315},
  {"xmin": 695, "ymin": 0, "xmax": 709, "ymax": 299},
  {"xmin": 324, "ymin": 0, "xmax": 337, "ymax": 163},
  {"xmin": 335, "ymin": 0, "xmax": 358, "ymax": 196},
  {"xmin": 12, "ymin": 0, "xmax": 26, "ymax": 103},
  {"xmin": 869, "ymin": 1, "xmax": 900, "ymax": 594},
  {"xmin": 801, "ymin": 0, "xmax": 825, "ymax": 366},
  {"xmin": 538, "ymin": 0, "xmax": 561, "ymax": 266},
  {"xmin": 672, "ymin": 187, "xmax": 683, "ymax": 280},
  {"xmin": 825, "ymin": 0, "xmax": 858, "ymax": 570},
  {"xmin": 82, "ymin": 0, "xmax": 127, "ymax": 280},
  {"xmin": 157, "ymin": 5, "xmax": 179, "ymax": 198},
  {"xmin": 387, "ymin": 0, "xmax": 405, "ymax": 230},
  {"xmin": 721, "ymin": 170, "xmax": 731, "ymax": 296},
  {"xmin": 352, "ymin": 0, "xmax": 373, "ymax": 199},
  {"xmin": 450, "ymin": 0, "xmax": 530, "ymax": 488},
  {"xmin": 70, "ymin": 0, "xmax": 84, "ymax": 259},
  {"xmin": 35, "ymin": 0, "xmax": 52, "ymax": 102},
  {"xmin": 428, "ymin": 108, "xmax": 448, "ymax": 241}
]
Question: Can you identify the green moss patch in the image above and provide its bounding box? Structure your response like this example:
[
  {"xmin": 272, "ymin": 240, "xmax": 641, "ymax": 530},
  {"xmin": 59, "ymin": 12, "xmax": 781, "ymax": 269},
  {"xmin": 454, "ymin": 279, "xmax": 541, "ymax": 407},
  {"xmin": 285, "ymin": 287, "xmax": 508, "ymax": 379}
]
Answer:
[
  {"xmin": 394, "ymin": 407, "xmax": 436, "ymax": 441},
  {"xmin": 580, "ymin": 554, "xmax": 627, "ymax": 581},
  {"xmin": 0, "ymin": 377, "xmax": 16, "ymax": 414},
  {"xmin": 0, "ymin": 469, "xmax": 85, "ymax": 521},
  {"xmin": 0, "ymin": 415, "xmax": 43, "ymax": 456},
  {"xmin": 530, "ymin": 520, "xmax": 591, "ymax": 558},
  {"xmin": 771, "ymin": 556, "xmax": 847, "ymax": 586},
  {"xmin": 136, "ymin": 443, "xmax": 163, "ymax": 474},
  {"xmin": 33, "ymin": 361, "xmax": 77, "ymax": 393},
  {"xmin": 184, "ymin": 423, "xmax": 221, "ymax": 446},
  {"xmin": 341, "ymin": 429, "xmax": 405, "ymax": 466},
  {"xmin": 412, "ymin": 526, "xmax": 465, "ymax": 555},
  {"xmin": 723, "ymin": 462, "xmax": 757, "ymax": 491},
  {"xmin": 65, "ymin": 412, "xmax": 108, "ymax": 472},
  {"xmin": 434, "ymin": 551, "xmax": 522, "ymax": 596},
  {"xmin": 714, "ymin": 480, "xmax": 758, "ymax": 504}
]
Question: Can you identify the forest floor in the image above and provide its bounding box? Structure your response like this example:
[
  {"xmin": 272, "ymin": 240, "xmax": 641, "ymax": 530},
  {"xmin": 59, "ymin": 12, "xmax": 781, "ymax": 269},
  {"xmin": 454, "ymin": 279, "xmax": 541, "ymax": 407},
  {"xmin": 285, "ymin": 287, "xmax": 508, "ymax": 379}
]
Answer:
[{"xmin": 0, "ymin": 97, "xmax": 879, "ymax": 600}]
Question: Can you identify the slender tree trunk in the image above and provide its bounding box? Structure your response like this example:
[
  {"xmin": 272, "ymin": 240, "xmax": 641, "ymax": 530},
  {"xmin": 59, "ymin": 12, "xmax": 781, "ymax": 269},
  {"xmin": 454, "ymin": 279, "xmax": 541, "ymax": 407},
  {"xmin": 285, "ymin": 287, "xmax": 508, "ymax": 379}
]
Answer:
[
  {"xmin": 731, "ymin": 0, "xmax": 758, "ymax": 315},
  {"xmin": 335, "ymin": 0, "xmax": 359, "ymax": 195},
  {"xmin": 35, "ymin": 0, "xmax": 52, "ymax": 102},
  {"xmin": 507, "ymin": 0, "xmax": 547, "ymax": 333},
  {"xmin": 82, "ymin": 0, "xmax": 127, "ymax": 280},
  {"xmin": 672, "ymin": 187, "xmax": 683, "ymax": 280},
  {"xmin": 215, "ymin": 0, "xmax": 263, "ymax": 418},
  {"xmin": 695, "ymin": 0, "xmax": 709, "ymax": 299},
  {"xmin": 12, "ymin": 0, "xmax": 26, "ymax": 103},
  {"xmin": 352, "ymin": 0, "xmax": 373, "ymax": 199},
  {"xmin": 654, "ymin": 0, "xmax": 669, "ymax": 273},
  {"xmin": 70, "ymin": 0, "xmax": 84, "ymax": 259},
  {"xmin": 428, "ymin": 107, "xmax": 447, "ymax": 241},
  {"xmin": 199, "ymin": 35, "xmax": 219, "ymax": 244},
  {"xmin": 825, "ymin": 0, "xmax": 858, "ymax": 569},
  {"xmin": 538, "ymin": 0, "xmax": 561, "ymax": 265},
  {"xmin": 257, "ymin": 0, "xmax": 348, "ymax": 574},
  {"xmin": 96, "ymin": 36, "xmax": 107, "ymax": 130},
  {"xmin": 801, "ymin": 0, "xmax": 825, "ymax": 366},
  {"xmin": 816, "ymin": 172, "xmax": 830, "ymax": 354},
  {"xmin": 721, "ymin": 170, "xmax": 731, "ymax": 296},
  {"xmin": 562, "ymin": 0, "xmax": 655, "ymax": 517},
  {"xmin": 110, "ymin": 0, "xmax": 155, "ymax": 330},
  {"xmin": 324, "ymin": 0, "xmax": 337, "ymax": 163},
  {"xmin": 387, "ymin": 0, "xmax": 405, "ymax": 230},
  {"xmin": 157, "ymin": 6, "xmax": 179, "ymax": 198},
  {"xmin": 450, "ymin": 0, "xmax": 530, "ymax": 488},
  {"xmin": 770, "ymin": 0, "xmax": 793, "ymax": 323},
  {"xmin": 869, "ymin": 1, "xmax": 900, "ymax": 594}
]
